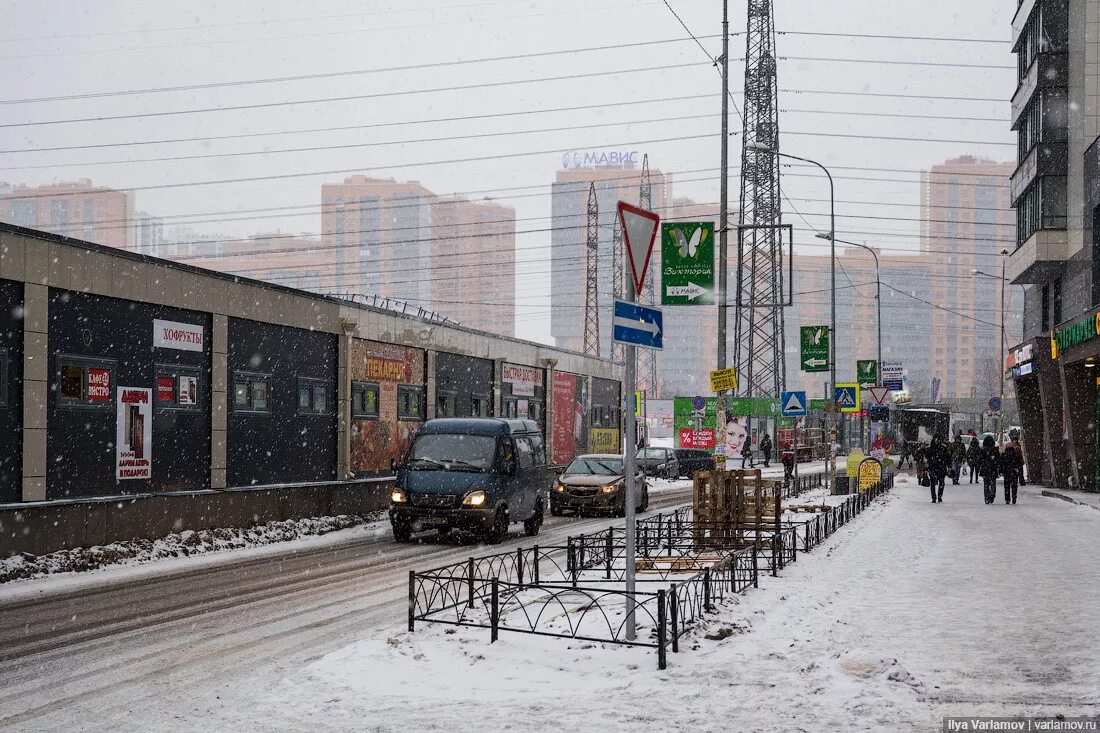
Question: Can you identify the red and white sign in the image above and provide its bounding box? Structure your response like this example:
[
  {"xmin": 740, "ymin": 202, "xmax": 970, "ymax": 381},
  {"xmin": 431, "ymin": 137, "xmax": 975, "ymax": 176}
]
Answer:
[
  {"xmin": 116, "ymin": 387, "xmax": 152, "ymax": 480},
  {"xmin": 617, "ymin": 201, "xmax": 660, "ymax": 294},
  {"xmin": 153, "ymin": 319, "xmax": 204, "ymax": 352},
  {"xmin": 157, "ymin": 376, "xmax": 175, "ymax": 403},
  {"xmin": 679, "ymin": 427, "xmax": 715, "ymax": 450},
  {"xmin": 503, "ymin": 364, "xmax": 543, "ymax": 397},
  {"xmin": 866, "ymin": 387, "xmax": 891, "ymax": 405},
  {"xmin": 87, "ymin": 368, "xmax": 111, "ymax": 402}
]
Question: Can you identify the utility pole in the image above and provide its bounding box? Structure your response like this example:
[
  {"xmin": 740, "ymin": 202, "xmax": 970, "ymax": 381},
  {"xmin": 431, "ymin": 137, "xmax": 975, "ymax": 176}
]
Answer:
[
  {"xmin": 583, "ymin": 182, "xmax": 600, "ymax": 356},
  {"xmin": 716, "ymin": 0, "xmax": 730, "ymax": 457},
  {"xmin": 998, "ymin": 248, "xmax": 1007, "ymax": 445}
]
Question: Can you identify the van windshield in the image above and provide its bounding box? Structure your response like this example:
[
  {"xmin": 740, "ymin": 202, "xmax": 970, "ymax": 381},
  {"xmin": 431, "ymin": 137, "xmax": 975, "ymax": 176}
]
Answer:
[{"xmin": 407, "ymin": 434, "xmax": 496, "ymax": 472}]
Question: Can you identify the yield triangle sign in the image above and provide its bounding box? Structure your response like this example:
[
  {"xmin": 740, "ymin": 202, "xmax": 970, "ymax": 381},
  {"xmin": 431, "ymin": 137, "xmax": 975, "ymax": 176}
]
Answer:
[
  {"xmin": 618, "ymin": 201, "xmax": 660, "ymax": 295},
  {"xmin": 868, "ymin": 387, "xmax": 891, "ymax": 405}
]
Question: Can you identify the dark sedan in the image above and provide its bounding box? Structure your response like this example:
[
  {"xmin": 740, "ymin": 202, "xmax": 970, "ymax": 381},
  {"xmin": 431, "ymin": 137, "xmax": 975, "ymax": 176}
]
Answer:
[
  {"xmin": 549, "ymin": 454, "xmax": 649, "ymax": 517},
  {"xmin": 635, "ymin": 447, "xmax": 680, "ymax": 479}
]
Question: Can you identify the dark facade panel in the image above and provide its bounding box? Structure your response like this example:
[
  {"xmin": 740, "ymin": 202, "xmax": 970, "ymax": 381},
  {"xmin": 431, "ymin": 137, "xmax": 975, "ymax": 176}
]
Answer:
[
  {"xmin": 434, "ymin": 352, "xmax": 494, "ymax": 419},
  {"xmin": 0, "ymin": 279, "xmax": 22, "ymax": 504},
  {"xmin": 227, "ymin": 317, "xmax": 337, "ymax": 487},
  {"xmin": 46, "ymin": 289, "xmax": 211, "ymax": 499}
]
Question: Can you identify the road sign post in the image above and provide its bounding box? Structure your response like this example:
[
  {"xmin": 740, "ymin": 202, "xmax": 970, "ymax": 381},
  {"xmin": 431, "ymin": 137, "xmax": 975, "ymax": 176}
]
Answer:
[
  {"xmin": 661, "ymin": 222, "xmax": 715, "ymax": 305},
  {"xmin": 856, "ymin": 360, "xmax": 878, "ymax": 388},
  {"xmin": 881, "ymin": 361, "xmax": 904, "ymax": 391},
  {"xmin": 616, "ymin": 201, "xmax": 658, "ymax": 643},
  {"xmin": 800, "ymin": 326, "xmax": 829, "ymax": 372}
]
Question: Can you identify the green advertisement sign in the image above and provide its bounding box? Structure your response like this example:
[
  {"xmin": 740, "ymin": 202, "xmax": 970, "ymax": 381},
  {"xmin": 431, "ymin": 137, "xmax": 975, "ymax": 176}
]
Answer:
[
  {"xmin": 726, "ymin": 397, "xmax": 781, "ymax": 417},
  {"xmin": 857, "ymin": 359, "xmax": 878, "ymax": 388},
  {"xmin": 800, "ymin": 325, "xmax": 829, "ymax": 372},
  {"xmin": 661, "ymin": 222, "xmax": 715, "ymax": 305},
  {"xmin": 674, "ymin": 396, "xmax": 717, "ymax": 450}
]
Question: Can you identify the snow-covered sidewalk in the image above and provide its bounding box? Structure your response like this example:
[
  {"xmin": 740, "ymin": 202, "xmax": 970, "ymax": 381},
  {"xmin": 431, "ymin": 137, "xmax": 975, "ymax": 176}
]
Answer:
[{"xmin": 249, "ymin": 475, "xmax": 1100, "ymax": 732}]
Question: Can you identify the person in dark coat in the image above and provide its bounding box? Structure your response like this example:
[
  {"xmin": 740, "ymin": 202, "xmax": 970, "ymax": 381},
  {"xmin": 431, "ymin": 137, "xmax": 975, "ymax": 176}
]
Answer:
[
  {"xmin": 925, "ymin": 435, "xmax": 951, "ymax": 502},
  {"xmin": 1000, "ymin": 445, "xmax": 1023, "ymax": 505},
  {"xmin": 741, "ymin": 437, "xmax": 753, "ymax": 469},
  {"xmin": 949, "ymin": 434, "xmax": 967, "ymax": 485},
  {"xmin": 966, "ymin": 437, "xmax": 982, "ymax": 485},
  {"xmin": 759, "ymin": 433, "xmax": 773, "ymax": 468},
  {"xmin": 979, "ymin": 435, "xmax": 1000, "ymax": 504}
]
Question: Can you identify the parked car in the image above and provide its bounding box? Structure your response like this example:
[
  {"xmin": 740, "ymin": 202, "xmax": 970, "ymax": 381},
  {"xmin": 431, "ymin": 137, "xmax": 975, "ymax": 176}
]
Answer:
[
  {"xmin": 635, "ymin": 447, "xmax": 680, "ymax": 479},
  {"xmin": 550, "ymin": 454, "xmax": 648, "ymax": 517},
  {"xmin": 389, "ymin": 418, "xmax": 550, "ymax": 543},
  {"xmin": 673, "ymin": 448, "xmax": 716, "ymax": 478}
]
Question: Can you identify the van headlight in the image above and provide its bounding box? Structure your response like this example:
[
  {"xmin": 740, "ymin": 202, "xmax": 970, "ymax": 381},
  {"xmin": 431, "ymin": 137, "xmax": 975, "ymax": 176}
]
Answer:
[
  {"xmin": 391, "ymin": 489, "xmax": 407, "ymax": 504},
  {"xmin": 462, "ymin": 489, "xmax": 487, "ymax": 507}
]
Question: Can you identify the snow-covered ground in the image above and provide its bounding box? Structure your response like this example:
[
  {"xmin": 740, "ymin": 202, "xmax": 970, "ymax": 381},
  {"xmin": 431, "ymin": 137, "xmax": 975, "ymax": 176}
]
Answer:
[{"xmin": 247, "ymin": 475, "xmax": 1100, "ymax": 732}]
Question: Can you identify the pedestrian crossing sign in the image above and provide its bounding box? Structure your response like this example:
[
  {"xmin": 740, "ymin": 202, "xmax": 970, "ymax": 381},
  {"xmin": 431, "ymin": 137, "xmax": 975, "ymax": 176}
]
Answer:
[{"xmin": 835, "ymin": 383, "xmax": 860, "ymax": 414}]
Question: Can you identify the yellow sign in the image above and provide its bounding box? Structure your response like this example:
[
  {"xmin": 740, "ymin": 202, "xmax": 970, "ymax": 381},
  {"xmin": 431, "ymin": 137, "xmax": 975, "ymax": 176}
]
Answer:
[
  {"xmin": 590, "ymin": 428, "xmax": 620, "ymax": 454},
  {"xmin": 857, "ymin": 458, "xmax": 882, "ymax": 493},
  {"xmin": 846, "ymin": 449, "xmax": 865, "ymax": 478},
  {"xmin": 710, "ymin": 368, "xmax": 738, "ymax": 393},
  {"xmin": 635, "ymin": 391, "xmax": 643, "ymax": 417},
  {"xmin": 836, "ymin": 382, "xmax": 861, "ymax": 413}
]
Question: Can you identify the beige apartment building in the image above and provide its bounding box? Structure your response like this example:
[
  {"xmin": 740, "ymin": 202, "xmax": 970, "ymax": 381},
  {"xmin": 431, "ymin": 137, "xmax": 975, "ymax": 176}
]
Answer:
[{"xmin": 0, "ymin": 179, "xmax": 133, "ymax": 250}]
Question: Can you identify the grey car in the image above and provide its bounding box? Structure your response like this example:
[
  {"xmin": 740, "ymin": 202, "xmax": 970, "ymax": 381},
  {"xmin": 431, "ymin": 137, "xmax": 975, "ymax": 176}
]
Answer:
[{"xmin": 635, "ymin": 447, "xmax": 680, "ymax": 479}]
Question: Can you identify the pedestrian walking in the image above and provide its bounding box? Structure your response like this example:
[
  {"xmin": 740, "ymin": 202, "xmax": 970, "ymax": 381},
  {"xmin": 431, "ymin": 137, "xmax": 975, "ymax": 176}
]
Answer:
[
  {"xmin": 760, "ymin": 433, "xmax": 773, "ymax": 468},
  {"xmin": 966, "ymin": 436, "xmax": 982, "ymax": 485},
  {"xmin": 741, "ymin": 437, "xmax": 753, "ymax": 469},
  {"xmin": 782, "ymin": 449, "xmax": 795, "ymax": 488},
  {"xmin": 914, "ymin": 443, "xmax": 928, "ymax": 486},
  {"xmin": 979, "ymin": 435, "xmax": 1000, "ymax": 504},
  {"xmin": 926, "ymin": 435, "xmax": 950, "ymax": 502},
  {"xmin": 1000, "ymin": 445, "xmax": 1022, "ymax": 505},
  {"xmin": 1009, "ymin": 429, "xmax": 1028, "ymax": 486},
  {"xmin": 949, "ymin": 433, "xmax": 967, "ymax": 485}
]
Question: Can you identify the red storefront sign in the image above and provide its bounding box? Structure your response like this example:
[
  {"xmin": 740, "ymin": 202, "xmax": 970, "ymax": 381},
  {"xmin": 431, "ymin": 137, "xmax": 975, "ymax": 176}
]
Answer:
[
  {"xmin": 679, "ymin": 427, "xmax": 715, "ymax": 450},
  {"xmin": 157, "ymin": 376, "xmax": 175, "ymax": 403},
  {"xmin": 87, "ymin": 368, "xmax": 111, "ymax": 402}
]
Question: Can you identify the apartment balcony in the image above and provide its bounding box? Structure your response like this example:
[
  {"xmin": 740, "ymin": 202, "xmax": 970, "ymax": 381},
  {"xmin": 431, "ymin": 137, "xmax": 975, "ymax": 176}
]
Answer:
[
  {"xmin": 1011, "ymin": 54, "xmax": 1068, "ymax": 127},
  {"xmin": 1011, "ymin": 141, "xmax": 1068, "ymax": 204},
  {"xmin": 1012, "ymin": 0, "xmax": 1037, "ymax": 46},
  {"xmin": 1008, "ymin": 228, "xmax": 1070, "ymax": 284}
]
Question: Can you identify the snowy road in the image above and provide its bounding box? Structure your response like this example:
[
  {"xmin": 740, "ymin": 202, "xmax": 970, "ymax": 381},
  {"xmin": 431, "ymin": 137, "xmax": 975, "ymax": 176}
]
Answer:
[
  {"xmin": 0, "ymin": 485, "xmax": 699, "ymax": 732},
  {"xmin": 236, "ymin": 476, "xmax": 1099, "ymax": 732}
]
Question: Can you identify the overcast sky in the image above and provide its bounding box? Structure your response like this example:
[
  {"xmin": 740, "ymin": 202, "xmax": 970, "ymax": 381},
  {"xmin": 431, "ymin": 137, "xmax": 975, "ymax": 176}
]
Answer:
[{"xmin": 0, "ymin": 0, "xmax": 1016, "ymax": 342}]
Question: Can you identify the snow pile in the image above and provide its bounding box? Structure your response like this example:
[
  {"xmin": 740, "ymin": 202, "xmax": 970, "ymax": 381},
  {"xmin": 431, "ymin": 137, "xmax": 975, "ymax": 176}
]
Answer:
[{"xmin": 0, "ymin": 512, "xmax": 381, "ymax": 584}]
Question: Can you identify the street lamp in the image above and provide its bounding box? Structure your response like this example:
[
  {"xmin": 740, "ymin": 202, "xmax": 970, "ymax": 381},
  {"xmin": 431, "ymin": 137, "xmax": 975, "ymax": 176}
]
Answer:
[
  {"xmin": 746, "ymin": 140, "xmax": 836, "ymax": 490},
  {"xmin": 972, "ymin": 251, "xmax": 1010, "ymax": 444},
  {"xmin": 817, "ymin": 234, "xmax": 880, "ymax": 379}
]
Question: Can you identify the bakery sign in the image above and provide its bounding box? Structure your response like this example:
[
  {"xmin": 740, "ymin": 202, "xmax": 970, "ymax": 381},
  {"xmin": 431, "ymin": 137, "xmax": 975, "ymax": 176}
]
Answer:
[
  {"xmin": 503, "ymin": 364, "xmax": 543, "ymax": 397},
  {"xmin": 153, "ymin": 319, "xmax": 204, "ymax": 352}
]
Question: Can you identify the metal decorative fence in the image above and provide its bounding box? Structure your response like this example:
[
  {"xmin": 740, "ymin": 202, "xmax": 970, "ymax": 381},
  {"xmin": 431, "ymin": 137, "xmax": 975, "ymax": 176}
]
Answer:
[{"xmin": 408, "ymin": 474, "xmax": 894, "ymax": 669}]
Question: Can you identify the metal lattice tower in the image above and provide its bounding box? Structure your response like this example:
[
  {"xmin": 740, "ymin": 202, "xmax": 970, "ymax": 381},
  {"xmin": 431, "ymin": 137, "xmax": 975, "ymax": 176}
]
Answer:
[
  {"xmin": 611, "ymin": 214, "xmax": 625, "ymax": 362},
  {"xmin": 583, "ymin": 182, "xmax": 601, "ymax": 357},
  {"xmin": 734, "ymin": 0, "xmax": 785, "ymax": 400},
  {"xmin": 636, "ymin": 155, "xmax": 659, "ymax": 397}
]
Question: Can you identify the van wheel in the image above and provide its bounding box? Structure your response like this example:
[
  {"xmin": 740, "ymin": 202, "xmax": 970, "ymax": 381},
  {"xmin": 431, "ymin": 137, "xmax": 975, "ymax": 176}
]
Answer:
[
  {"xmin": 524, "ymin": 501, "xmax": 543, "ymax": 537},
  {"xmin": 392, "ymin": 521, "xmax": 412, "ymax": 543},
  {"xmin": 485, "ymin": 508, "xmax": 509, "ymax": 544}
]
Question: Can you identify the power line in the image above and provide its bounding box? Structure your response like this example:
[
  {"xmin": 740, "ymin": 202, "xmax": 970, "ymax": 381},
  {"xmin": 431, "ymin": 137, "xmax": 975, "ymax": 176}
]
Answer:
[
  {"xmin": 0, "ymin": 61, "xmax": 710, "ymax": 128},
  {"xmin": 781, "ymin": 55, "xmax": 1013, "ymax": 70},
  {"xmin": 777, "ymin": 31, "xmax": 1009, "ymax": 44},
  {"xmin": 780, "ymin": 87, "xmax": 1006, "ymax": 103}
]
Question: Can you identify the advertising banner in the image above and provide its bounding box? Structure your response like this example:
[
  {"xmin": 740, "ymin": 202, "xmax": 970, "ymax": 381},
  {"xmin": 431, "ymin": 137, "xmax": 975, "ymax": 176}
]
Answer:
[
  {"xmin": 661, "ymin": 221, "xmax": 715, "ymax": 305},
  {"xmin": 589, "ymin": 428, "xmax": 620, "ymax": 453},
  {"xmin": 116, "ymin": 387, "xmax": 152, "ymax": 480},
  {"xmin": 178, "ymin": 375, "xmax": 198, "ymax": 406},
  {"xmin": 857, "ymin": 458, "xmax": 882, "ymax": 493},
  {"xmin": 153, "ymin": 319, "xmax": 204, "ymax": 352},
  {"xmin": 552, "ymin": 372, "xmax": 587, "ymax": 465},
  {"xmin": 673, "ymin": 396, "xmax": 716, "ymax": 450},
  {"xmin": 88, "ymin": 368, "xmax": 111, "ymax": 402}
]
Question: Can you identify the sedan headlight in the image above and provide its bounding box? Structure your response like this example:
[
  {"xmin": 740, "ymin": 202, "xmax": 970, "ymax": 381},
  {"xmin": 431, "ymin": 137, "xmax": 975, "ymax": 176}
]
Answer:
[
  {"xmin": 391, "ymin": 489, "xmax": 407, "ymax": 504},
  {"xmin": 555, "ymin": 482, "xmax": 566, "ymax": 493},
  {"xmin": 462, "ymin": 489, "xmax": 487, "ymax": 507},
  {"xmin": 601, "ymin": 483, "xmax": 619, "ymax": 494}
]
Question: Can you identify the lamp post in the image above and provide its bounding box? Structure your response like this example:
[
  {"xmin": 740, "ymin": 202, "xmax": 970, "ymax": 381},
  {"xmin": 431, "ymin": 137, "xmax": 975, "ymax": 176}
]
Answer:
[
  {"xmin": 746, "ymin": 141, "xmax": 835, "ymax": 490},
  {"xmin": 972, "ymin": 249, "xmax": 1011, "ymax": 444}
]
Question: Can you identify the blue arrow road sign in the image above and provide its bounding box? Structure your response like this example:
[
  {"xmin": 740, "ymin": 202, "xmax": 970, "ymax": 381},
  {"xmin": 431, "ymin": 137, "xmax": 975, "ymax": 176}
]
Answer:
[
  {"xmin": 781, "ymin": 390, "xmax": 807, "ymax": 417},
  {"xmin": 612, "ymin": 300, "xmax": 664, "ymax": 350}
]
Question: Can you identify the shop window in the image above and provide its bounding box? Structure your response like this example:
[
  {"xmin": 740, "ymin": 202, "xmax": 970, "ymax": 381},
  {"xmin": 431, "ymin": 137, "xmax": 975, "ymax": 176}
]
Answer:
[
  {"xmin": 1053, "ymin": 278, "xmax": 1063, "ymax": 326},
  {"xmin": 1041, "ymin": 284, "xmax": 1050, "ymax": 332},
  {"xmin": 352, "ymin": 381, "xmax": 380, "ymax": 418},
  {"xmin": 472, "ymin": 394, "xmax": 490, "ymax": 418},
  {"xmin": 501, "ymin": 399, "xmax": 517, "ymax": 419},
  {"xmin": 57, "ymin": 356, "xmax": 114, "ymax": 408},
  {"xmin": 529, "ymin": 402, "xmax": 541, "ymax": 425},
  {"xmin": 399, "ymin": 385, "xmax": 424, "ymax": 421},
  {"xmin": 156, "ymin": 365, "xmax": 201, "ymax": 410},
  {"xmin": 297, "ymin": 378, "xmax": 331, "ymax": 415},
  {"xmin": 233, "ymin": 372, "xmax": 270, "ymax": 413},
  {"xmin": 436, "ymin": 390, "xmax": 456, "ymax": 418}
]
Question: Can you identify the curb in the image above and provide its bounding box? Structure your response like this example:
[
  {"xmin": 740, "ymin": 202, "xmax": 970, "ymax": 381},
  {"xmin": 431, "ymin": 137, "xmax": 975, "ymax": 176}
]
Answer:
[{"xmin": 1041, "ymin": 489, "xmax": 1100, "ymax": 512}]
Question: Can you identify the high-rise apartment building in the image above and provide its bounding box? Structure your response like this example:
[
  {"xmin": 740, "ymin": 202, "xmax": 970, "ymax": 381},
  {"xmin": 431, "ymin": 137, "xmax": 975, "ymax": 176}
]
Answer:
[
  {"xmin": 921, "ymin": 157, "xmax": 1019, "ymax": 399},
  {"xmin": 0, "ymin": 179, "xmax": 132, "ymax": 250},
  {"xmin": 182, "ymin": 233, "xmax": 337, "ymax": 292},
  {"xmin": 134, "ymin": 211, "xmax": 165, "ymax": 255},
  {"xmin": 549, "ymin": 155, "xmax": 667, "ymax": 356},
  {"xmin": 320, "ymin": 176, "xmax": 517, "ymax": 337}
]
